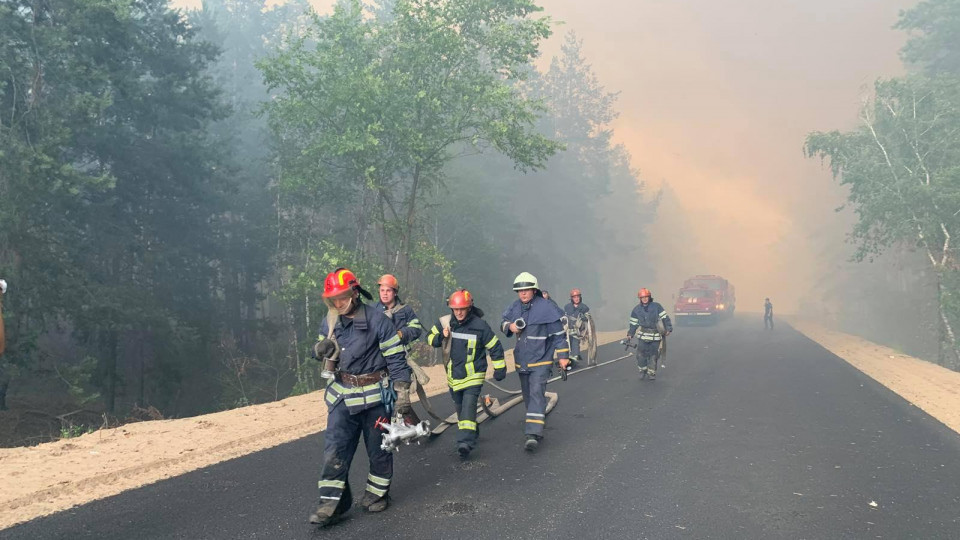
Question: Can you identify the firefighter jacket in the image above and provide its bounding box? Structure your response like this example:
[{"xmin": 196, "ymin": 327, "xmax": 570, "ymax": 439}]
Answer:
[
  {"xmin": 375, "ymin": 301, "xmax": 424, "ymax": 346},
  {"xmin": 628, "ymin": 301, "xmax": 673, "ymax": 342},
  {"xmin": 426, "ymin": 310, "xmax": 506, "ymax": 391},
  {"xmin": 317, "ymin": 304, "xmax": 411, "ymax": 414},
  {"xmin": 564, "ymin": 302, "xmax": 590, "ymax": 319},
  {"xmin": 501, "ymin": 295, "xmax": 569, "ymax": 370}
]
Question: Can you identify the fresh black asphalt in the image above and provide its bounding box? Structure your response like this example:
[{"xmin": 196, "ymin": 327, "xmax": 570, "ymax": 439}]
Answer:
[{"xmin": 5, "ymin": 320, "xmax": 960, "ymax": 539}]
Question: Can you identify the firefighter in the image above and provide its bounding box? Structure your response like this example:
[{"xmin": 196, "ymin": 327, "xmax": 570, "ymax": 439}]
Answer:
[
  {"xmin": 308, "ymin": 268, "xmax": 413, "ymax": 526},
  {"xmin": 501, "ymin": 272, "xmax": 570, "ymax": 451},
  {"xmin": 764, "ymin": 298, "xmax": 774, "ymax": 330},
  {"xmin": 375, "ymin": 274, "xmax": 424, "ymax": 347},
  {"xmin": 626, "ymin": 288, "xmax": 672, "ymax": 380},
  {"xmin": 426, "ymin": 289, "xmax": 506, "ymax": 458},
  {"xmin": 563, "ymin": 288, "xmax": 590, "ymax": 367}
]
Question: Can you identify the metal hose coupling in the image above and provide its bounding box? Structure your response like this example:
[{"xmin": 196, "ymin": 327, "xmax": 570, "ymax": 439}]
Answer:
[
  {"xmin": 514, "ymin": 318, "xmax": 527, "ymax": 331},
  {"xmin": 377, "ymin": 417, "xmax": 431, "ymax": 452}
]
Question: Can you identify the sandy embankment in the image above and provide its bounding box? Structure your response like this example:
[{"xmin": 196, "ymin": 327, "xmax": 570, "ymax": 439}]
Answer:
[
  {"xmin": 0, "ymin": 330, "xmax": 625, "ymax": 529},
  {"xmin": 791, "ymin": 320, "xmax": 960, "ymax": 435}
]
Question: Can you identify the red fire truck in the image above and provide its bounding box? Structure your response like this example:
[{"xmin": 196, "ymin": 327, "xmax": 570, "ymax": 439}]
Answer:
[{"xmin": 674, "ymin": 275, "xmax": 736, "ymax": 326}]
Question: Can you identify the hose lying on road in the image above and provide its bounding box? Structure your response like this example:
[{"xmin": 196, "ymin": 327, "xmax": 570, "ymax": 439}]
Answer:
[
  {"xmin": 430, "ymin": 351, "xmax": 633, "ymax": 436},
  {"xmin": 485, "ymin": 352, "xmax": 633, "ymax": 395}
]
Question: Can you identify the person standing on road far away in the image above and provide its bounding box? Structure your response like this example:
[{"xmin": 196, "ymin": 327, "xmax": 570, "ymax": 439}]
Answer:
[
  {"xmin": 501, "ymin": 272, "xmax": 570, "ymax": 452},
  {"xmin": 764, "ymin": 298, "xmax": 774, "ymax": 330},
  {"xmin": 426, "ymin": 289, "xmax": 506, "ymax": 459},
  {"xmin": 626, "ymin": 288, "xmax": 672, "ymax": 380},
  {"xmin": 308, "ymin": 268, "xmax": 413, "ymax": 526},
  {"xmin": 563, "ymin": 289, "xmax": 590, "ymax": 369},
  {"xmin": 375, "ymin": 274, "xmax": 424, "ymax": 350}
]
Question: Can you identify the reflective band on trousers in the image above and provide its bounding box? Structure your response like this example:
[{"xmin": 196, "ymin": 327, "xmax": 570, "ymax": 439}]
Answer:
[
  {"xmin": 318, "ymin": 480, "xmax": 346, "ymax": 489},
  {"xmin": 458, "ymin": 419, "xmax": 477, "ymax": 431}
]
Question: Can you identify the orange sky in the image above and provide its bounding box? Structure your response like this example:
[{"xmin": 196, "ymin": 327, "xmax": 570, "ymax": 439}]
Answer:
[
  {"xmin": 534, "ymin": 0, "xmax": 913, "ymax": 311},
  {"xmin": 176, "ymin": 0, "xmax": 913, "ymax": 311}
]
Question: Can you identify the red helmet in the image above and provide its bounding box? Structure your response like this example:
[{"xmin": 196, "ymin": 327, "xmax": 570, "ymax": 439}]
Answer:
[
  {"xmin": 448, "ymin": 289, "xmax": 474, "ymax": 309},
  {"xmin": 570, "ymin": 288, "xmax": 581, "ymax": 298},
  {"xmin": 638, "ymin": 287, "xmax": 652, "ymax": 299},
  {"xmin": 377, "ymin": 274, "xmax": 399, "ymax": 291},
  {"xmin": 323, "ymin": 268, "xmax": 360, "ymax": 298}
]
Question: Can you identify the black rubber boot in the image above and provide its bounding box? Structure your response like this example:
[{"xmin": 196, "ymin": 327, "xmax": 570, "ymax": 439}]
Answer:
[
  {"xmin": 457, "ymin": 442, "xmax": 472, "ymax": 459},
  {"xmin": 359, "ymin": 491, "xmax": 390, "ymax": 513},
  {"xmin": 524, "ymin": 435, "xmax": 540, "ymax": 452}
]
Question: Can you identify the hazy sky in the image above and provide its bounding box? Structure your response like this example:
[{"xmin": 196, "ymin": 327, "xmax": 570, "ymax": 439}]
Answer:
[
  {"xmin": 539, "ymin": 0, "xmax": 915, "ymax": 311},
  {"xmin": 176, "ymin": 0, "xmax": 914, "ymax": 311}
]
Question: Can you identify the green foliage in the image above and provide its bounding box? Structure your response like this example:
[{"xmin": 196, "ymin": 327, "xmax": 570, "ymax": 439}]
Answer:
[
  {"xmin": 58, "ymin": 357, "xmax": 102, "ymax": 406},
  {"xmin": 896, "ymin": 0, "xmax": 960, "ymax": 75},
  {"xmin": 59, "ymin": 424, "xmax": 93, "ymax": 440},
  {"xmin": 805, "ymin": 75, "xmax": 960, "ymax": 263},
  {"xmin": 0, "ymin": 0, "xmax": 659, "ymax": 432},
  {"xmin": 807, "ymin": 3, "xmax": 960, "ymax": 368}
]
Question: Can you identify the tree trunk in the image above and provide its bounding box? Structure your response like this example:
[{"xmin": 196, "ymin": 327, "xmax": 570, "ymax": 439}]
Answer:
[
  {"xmin": 936, "ymin": 272, "xmax": 960, "ymax": 370},
  {"xmin": 400, "ymin": 164, "xmax": 422, "ymax": 285},
  {"xmin": 0, "ymin": 296, "xmax": 5, "ymax": 357},
  {"xmin": 101, "ymin": 331, "xmax": 118, "ymax": 413},
  {"xmin": 0, "ymin": 376, "xmax": 8, "ymax": 411}
]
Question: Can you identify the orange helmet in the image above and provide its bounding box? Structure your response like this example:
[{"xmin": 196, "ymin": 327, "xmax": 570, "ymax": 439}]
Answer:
[
  {"xmin": 570, "ymin": 288, "xmax": 581, "ymax": 298},
  {"xmin": 377, "ymin": 274, "xmax": 399, "ymax": 291},
  {"xmin": 324, "ymin": 268, "xmax": 360, "ymax": 298},
  {"xmin": 448, "ymin": 289, "xmax": 474, "ymax": 309},
  {"xmin": 637, "ymin": 287, "xmax": 652, "ymax": 299}
]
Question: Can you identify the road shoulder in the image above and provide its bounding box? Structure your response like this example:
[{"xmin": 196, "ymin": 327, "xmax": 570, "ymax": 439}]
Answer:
[{"xmin": 791, "ymin": 320, "xmax": 960, "ymax": 436}]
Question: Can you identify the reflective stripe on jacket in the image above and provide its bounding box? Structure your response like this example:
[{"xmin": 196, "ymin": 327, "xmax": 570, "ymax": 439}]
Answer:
[
  {"xmin": 501, "ymin": 295, "xmax": 569, "ymax": 370},
  {"xmin": 375, "ymin": 301, "xmax": 424, "ymax": 345},
  {"xmin": 427, "ymin": 311, "xmax": 505, "ymax": 391},
  {"xmin": 317, "ymin": 304, "xmax": 411, "ymax": 413},
  {"xmin": 628, "ymin": 301, "xmax": 673, "ymax": 341}
]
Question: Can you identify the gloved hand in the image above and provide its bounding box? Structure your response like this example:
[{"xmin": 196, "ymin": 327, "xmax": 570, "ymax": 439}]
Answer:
[
  {"xmin": 494, "ymin": 367, "xmax": 506, "ymax": 381},
  {"xmin": 312, "ymin": 339, "xmax": 337, "ymax": 360},
  {"xmin": 393, "ymin": 380, "xmax": 412, "ymax": 415}
]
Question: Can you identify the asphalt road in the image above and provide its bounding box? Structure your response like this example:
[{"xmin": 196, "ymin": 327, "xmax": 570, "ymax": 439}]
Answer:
[{"xmin": 5, "ymin": 319, "xmax": 960, "ymax": 539}]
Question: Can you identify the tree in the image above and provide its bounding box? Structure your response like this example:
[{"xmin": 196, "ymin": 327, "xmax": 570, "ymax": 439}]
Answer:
[
  {"xmin": 896, "ymin": 0, "xmax": 960, "ymax": 75},
  {"xmin": 805, "ymin": 75, "xmax": 960, "ymax": 369},
  {"xmin": 0, "ymin": 0, "xmax": 231, "ymax": 413},
  {"xmin": 260, "ymin": 0, "xmax": 561, "ymax": 295}
]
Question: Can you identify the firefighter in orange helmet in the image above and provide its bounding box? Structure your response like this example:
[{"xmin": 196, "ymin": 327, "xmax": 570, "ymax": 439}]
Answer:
[
  {"xmin": 426, "ymin": 289, "xmax": 505, "ymax": 458},
  {"xmin": 375, "ymin": 274, "xmax": 424, "ymax": 348},
  {"xmin": 309, "ymin": 268, "xmax": 412, "ymax": 526},
  {"xmin": 625, "ymin": 288, "xmax": 672, "ymax": 380}
]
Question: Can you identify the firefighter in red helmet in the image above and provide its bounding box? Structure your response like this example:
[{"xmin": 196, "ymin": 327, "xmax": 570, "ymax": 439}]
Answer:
[
  {"xmin": 625, "ymin": 288, "xmax": 672, "ymax": 380},
  {"xmin": 308, "ymin": 268, "xmax": 413, "ymax": 526}
]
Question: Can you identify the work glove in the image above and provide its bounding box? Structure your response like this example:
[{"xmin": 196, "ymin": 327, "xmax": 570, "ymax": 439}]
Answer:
[
  {"xmin": 312, "ymin": 339, "xmax": 337, "ymax": 361},
  {"xmin": 394, "ymin": 380, "xmax": 412, "ymax": 415},
  {"xmin": 494, "ymin": 367, "xmax": 506, "ymax": 381}
]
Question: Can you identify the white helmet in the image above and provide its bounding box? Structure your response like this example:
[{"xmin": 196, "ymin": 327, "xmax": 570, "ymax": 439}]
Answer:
[{"xmin": 512, "ymin": 272, "xmax": 538, "ymax": 291}]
